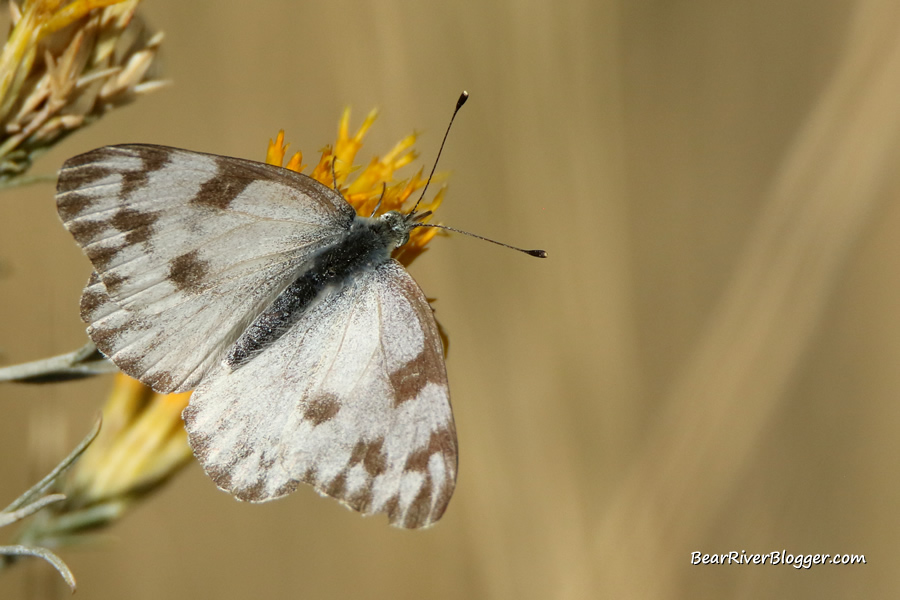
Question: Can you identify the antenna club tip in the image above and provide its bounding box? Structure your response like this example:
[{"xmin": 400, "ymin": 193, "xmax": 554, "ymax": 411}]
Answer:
[
  {"xmin": 527, "ymin": 249, "xmax": 548, "ymax": 258},
  {"xmin": 456, "ymin": 91, "xmax": 469, "ymax": 109}
]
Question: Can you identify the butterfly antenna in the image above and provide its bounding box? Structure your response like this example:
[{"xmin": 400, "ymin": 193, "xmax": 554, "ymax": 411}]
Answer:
[
  {"xmin": 412, "ymin": 222, "xmax": 547, "ymax": 258},
  {"xmin": 330, "ymin": 154, "xmax": 340, "ymax": 193},
  {"xmin": 370, "ymin": 183, "xmax": 387, "ymax": 217},
  {"xmin": 410, "ymin": 91, "xmax": 469, "ymax": 215}
]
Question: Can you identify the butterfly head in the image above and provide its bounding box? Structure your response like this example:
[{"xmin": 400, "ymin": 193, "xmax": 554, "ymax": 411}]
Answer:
[{"xmin": 378, "ymin": 210, "xmax": 419, "ymax": 249}]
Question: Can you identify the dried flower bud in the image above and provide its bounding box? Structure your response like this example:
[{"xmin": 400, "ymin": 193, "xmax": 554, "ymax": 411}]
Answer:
[{"xmin": 0, "ymin": 0, "xmax": 164, "ymax": 182}]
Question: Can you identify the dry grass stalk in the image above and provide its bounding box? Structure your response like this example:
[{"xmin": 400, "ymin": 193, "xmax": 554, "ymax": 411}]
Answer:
[
  {"xmin": 0, "ymin": 0, "xmax": 164, "ymax": 182},
  {"xmin": 593, "ymin": 3, "xmax": 900, "ymax": 596}
]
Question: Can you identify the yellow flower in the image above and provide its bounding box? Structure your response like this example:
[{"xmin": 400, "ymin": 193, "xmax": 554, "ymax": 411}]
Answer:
[
  {"xmin": 8, "ymin": 375, "xmax": 191, "ymax": 555},
  {"xmin": 266, "ymin": 108, "xmax": 447, "ymax": 267},
  {"xmin": 12, "ymin": 375, "xmax": 194, "ymax": 545},
  {"xmin": 63, "ymin": 375, "xmax": 193, "ymax": 510}
]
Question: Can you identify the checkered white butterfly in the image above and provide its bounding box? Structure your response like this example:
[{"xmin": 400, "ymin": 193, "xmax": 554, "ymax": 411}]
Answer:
[{"xmin": 56, "ymin": 93, "xmax": 545, "ymax": 528}]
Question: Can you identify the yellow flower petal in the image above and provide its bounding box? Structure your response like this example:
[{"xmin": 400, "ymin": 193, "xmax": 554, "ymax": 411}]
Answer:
[
  {"xmin": 285, "ymin": 151, "xmax": 304, "ymax": 173},
  {"xmin": 266, "ymin": 130, "xmax": 287, "ymax": 166}
]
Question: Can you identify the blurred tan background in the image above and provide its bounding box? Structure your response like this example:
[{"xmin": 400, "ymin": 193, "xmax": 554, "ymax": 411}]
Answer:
[{"xmin": 3, "ymin": 0, "xmax": 900, "ymax": 597}]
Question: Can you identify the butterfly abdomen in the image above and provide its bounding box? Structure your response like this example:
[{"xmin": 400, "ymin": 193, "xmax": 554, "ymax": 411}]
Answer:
[{"xmin": 225, "ymin": 214, "xmax": 404, "ymax": 369}]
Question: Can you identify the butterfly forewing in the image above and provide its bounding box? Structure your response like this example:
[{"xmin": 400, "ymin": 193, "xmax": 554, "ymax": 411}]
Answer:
[
  {"xmin": 183, "ymin": 260, "xmax": 457, "ymax": 528},
  {"xmin": 57, "ymin": 145, "xmax": 355, "ymax": 392}
]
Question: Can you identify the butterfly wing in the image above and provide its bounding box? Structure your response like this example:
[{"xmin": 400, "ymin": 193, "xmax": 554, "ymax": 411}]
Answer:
[
  {"xmin": 183, "ymin": 260, "xmax": 457, "ymax": 529},
  {"xmin": 57, "ymin": 144, "xmax": 355, "ymax": 392}
]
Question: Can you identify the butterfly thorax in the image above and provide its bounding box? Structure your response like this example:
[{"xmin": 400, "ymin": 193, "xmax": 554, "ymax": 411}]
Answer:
[{"xmin": 224, "ymin": 211, "xmax": 414, "ymax": 369}]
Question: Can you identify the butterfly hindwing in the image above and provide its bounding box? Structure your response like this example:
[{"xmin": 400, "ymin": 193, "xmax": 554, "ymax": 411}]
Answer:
[
  {"xmin": 57, "ymin": 144, "xmax": 355, "ymax": 392},
  {"xmin": 183, "ymin": 260, "xmax": 457, "ymax": 529}
]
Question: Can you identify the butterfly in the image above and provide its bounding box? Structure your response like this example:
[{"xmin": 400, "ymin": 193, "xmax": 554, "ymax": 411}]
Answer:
[{"xmin": 55, "ymin": 94, "xmax": 545, "ymax": 528}]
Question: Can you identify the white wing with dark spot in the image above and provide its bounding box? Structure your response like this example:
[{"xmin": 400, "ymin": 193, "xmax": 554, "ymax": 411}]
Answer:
[
  {"xmin": 183, "ymin": 260, "xmax": 456, "ymax": 529},
  {"xmin": 57, "ymin": 144, "xmax": 355, "ymax": 392}
]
